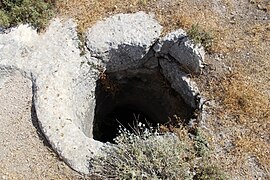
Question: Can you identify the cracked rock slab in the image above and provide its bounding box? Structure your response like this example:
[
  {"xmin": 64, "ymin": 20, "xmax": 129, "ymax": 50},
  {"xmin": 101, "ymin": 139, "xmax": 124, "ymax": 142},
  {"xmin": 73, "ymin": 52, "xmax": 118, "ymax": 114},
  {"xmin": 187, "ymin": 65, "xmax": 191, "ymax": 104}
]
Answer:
[
  {"xmin": 155, "ymin": 30, "xmax": 204, "ymax": 74},
  {"xmin": 86, "ymin": 11, "xmax": 162, "ymax": 72}
]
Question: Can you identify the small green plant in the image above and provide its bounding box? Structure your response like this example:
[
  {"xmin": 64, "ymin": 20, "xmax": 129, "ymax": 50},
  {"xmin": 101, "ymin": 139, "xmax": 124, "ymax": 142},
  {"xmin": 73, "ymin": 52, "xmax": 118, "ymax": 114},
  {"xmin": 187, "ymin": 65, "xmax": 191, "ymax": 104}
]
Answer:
[
  {"xmin": 91, "ymin": 123, "xmax": 193, "ymax": 179},
  {"xmin": 194, "ymin": 165, "xmax": 227, "ymax": 180},
  {"xmin": 0, "ymin": 0, "xmax": 55, "ymax": 30},
  {"xmin": 193, "ymin": 128, "xmax": 209, "ymax": 157},
  {"xmin": 90, "ymin": 121, "xmax": 227, "ymax": 179},
  {"xmin": 187, "ymin": 24, "xmax": 213, "ymax": 52},
  {"xmin": 77, "ymin": 31, "xmax": 87, "ymax": 56},
  {"xmin": 139, "ymin": 0, "xmax": 149, "ymax": 6}
]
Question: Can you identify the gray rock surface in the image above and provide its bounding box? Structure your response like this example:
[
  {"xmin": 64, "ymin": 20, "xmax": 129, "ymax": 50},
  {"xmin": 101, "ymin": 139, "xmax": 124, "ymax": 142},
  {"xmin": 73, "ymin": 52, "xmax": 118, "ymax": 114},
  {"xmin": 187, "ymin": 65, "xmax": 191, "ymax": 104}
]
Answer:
[
  {"xmin": 0, "ymin": 71, "xmax": 81, "ymax": 179},
  {"xmin": 159, "ymin": 59, "xmax": 200, "ymax": 108},
  {"xmin": 0, "ymin": 19, "xmax": 103, "ymax": 174},
  {"xmin": 0, "ymin": 12, "xmax": 204, "ymax": 174},
  {"xmin": 155, "ymin": 30, "xmax": 204, "ymax": 74},
  {"xmin": 86, "ymin": 12, "xmax": 162, "ymax": 72}
]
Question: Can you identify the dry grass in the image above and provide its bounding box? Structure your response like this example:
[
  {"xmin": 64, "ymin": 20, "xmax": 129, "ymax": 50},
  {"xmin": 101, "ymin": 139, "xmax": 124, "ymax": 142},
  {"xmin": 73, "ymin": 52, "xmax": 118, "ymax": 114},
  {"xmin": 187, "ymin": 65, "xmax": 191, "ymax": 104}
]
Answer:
[
  {"xmin": 217, "ymin": 72, "xmax": 269, "ymax": 122},
  {"xmin": 55, "ymin": 0, "xmax": 220, "ymax": 36},
  {"xmin": 201, "ymin": 66, "xmax": 269, "ymax": 177},
  {"xmin": 91, "ymin": 123, "xmax": 226, "ymax": 179},
  {"xmin": 54, "ymin": 0, "xmax": 244, "ymax": 54},
  {"xmin": 214, "ymin": 72, "xmax": 269, "ymax": 169},
  {"xmin": 55, "ymin": 0, "xmax": 158, "ymax": 32}
]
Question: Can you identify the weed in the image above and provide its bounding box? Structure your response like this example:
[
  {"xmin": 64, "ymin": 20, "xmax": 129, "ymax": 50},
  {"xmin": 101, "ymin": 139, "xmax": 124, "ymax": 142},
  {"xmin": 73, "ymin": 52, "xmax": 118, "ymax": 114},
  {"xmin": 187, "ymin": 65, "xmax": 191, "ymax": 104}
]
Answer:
[
  {"xmin": 0, "ymin": 0, "xmax": 55, "ymax": 30},
  {"xmin": 90, "ymin": 122, "xmax": 226, "ymax": 179},
  {"xmin": 194, "ymin": 165, "xmax": 227, "ymax": 180},
  {"xmin": 139, "ymin": 0, "xmax": 149, "ymax": 6},
  {"xmin": 77, "ymin": 31, "xmax": 86, "ymax": 56},
  {"xmin": 187, "ymin": 24, "xmax": 214, "ymax": 53},
  {"xmin": 216, "ymin": 72, "xmax": 269, "ymax": 122},
  {"xmin": 90, "ymin": 124, "xmax": 193, "ymax": 179},
  {"xmin": 0, "ymin": 9, "xmax": 9, "ymax": 27},
  {"xmin": 207, "ymin": 70, "xmax": 270, "ymax": 173},
  {"xmin": 193, "ymin": 128, "xmax": 209, "ymax": 157}
]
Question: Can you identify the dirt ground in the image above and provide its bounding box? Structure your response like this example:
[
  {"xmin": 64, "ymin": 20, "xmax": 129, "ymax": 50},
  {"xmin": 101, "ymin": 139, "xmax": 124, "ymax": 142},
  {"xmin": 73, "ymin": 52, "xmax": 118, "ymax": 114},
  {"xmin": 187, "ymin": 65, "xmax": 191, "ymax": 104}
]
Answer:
[
  {"xmin": 0, "ymin": 72, "xmax": 84, "ymax": 179},
  {"xmin": 0, "ymin": 0, "xmax": 269, "ymax": 179}
]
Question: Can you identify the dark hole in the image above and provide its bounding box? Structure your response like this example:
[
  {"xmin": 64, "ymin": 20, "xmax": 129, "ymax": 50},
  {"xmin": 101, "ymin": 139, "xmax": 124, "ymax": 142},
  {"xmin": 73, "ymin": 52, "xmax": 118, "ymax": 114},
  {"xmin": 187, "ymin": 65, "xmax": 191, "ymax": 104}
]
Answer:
[
  {"xmin": 111, "ymin": 105, "xmax": 153, "ymax": 128},
  {"xmin": 93, "ymin": 70, "xmax": 194, "ymax": 143},
  {"xmin": 95, "ymin": 104, "xmax": 155, "ymax": 143}
]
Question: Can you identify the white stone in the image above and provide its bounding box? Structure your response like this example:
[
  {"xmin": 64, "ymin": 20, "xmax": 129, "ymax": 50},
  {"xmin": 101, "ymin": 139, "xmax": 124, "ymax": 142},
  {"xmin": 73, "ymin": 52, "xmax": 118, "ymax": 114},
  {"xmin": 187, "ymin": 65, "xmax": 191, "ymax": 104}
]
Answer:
[
  {"xmin": 0, "ymin": 18, "xmax": 103, "ymax": 174},
  {"xmin": 86, "ymin": 11, "xmax": 162, "ymax": 72}
]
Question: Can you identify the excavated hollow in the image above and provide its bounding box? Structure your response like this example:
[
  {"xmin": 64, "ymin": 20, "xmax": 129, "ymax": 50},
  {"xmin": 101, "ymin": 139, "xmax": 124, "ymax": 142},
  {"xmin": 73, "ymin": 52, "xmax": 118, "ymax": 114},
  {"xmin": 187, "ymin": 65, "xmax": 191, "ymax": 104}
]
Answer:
[
  {"xmin": 93, "ymin": 70, "xmax": 195, "ymax": 142},
  {"xmin": 0, "ymin": 12, "xmax": 204, "ymax": 174}
]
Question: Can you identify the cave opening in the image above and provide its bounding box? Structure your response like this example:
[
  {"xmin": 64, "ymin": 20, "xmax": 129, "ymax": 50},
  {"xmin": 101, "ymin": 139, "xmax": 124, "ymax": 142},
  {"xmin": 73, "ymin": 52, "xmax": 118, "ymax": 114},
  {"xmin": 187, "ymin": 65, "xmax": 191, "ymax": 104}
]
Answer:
[{"xmin": 93, "ymin": 69, "xmax": 195, "ymax": 143}]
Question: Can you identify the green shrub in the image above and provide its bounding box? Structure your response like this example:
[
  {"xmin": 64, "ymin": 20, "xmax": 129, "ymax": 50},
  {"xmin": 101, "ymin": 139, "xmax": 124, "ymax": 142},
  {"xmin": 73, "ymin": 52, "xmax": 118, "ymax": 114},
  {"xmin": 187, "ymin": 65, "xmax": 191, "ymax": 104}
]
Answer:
[
  {"xmin": 0, "ymin": 0, "xmax": 55, "ymax": 30},
  {"xmin": 193, "ymin": 128, "xmax": 209, "ymax": 157},
  {"xmin": 90, "ymin": 123, "xmax": 193, "ymax": 180},
  {"xmin": 187, "ymin": 24, "xmax": 213, "ymax": 52},
  {"xmin": 90, "ymin": 122, "xmax": 227, "ymax": 180},
  {"xmin": 0, "ymin": 9, "xmax": 9, "ymax": 27},
  {"xmin": 194, "ymin": 165, "xmax": 227, "ymax": 180}
]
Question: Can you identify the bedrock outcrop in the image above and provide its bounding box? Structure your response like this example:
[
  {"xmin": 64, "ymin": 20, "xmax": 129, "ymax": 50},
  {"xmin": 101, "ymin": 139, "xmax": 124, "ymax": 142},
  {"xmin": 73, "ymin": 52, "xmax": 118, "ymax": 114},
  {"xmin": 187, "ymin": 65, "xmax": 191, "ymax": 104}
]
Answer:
[{"xmin": 0, "ymin": 12, "xmax": 204, "ymax": 174}]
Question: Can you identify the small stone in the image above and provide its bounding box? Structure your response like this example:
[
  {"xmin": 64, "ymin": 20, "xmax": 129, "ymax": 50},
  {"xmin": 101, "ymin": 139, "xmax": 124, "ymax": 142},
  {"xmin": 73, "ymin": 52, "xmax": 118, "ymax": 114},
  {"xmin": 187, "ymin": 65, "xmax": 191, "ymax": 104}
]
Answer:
[{"xmin": 257, "ymin": 4, "xmax": 267, "ymax": 11}]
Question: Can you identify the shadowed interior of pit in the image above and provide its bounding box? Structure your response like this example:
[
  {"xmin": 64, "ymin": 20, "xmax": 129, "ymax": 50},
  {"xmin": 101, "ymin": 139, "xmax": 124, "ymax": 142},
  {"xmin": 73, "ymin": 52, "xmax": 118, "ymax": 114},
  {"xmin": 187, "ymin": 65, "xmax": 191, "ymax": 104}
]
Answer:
[{"xmin": 93, "ymin": 70, "xmax": 194, "ymax": 143}]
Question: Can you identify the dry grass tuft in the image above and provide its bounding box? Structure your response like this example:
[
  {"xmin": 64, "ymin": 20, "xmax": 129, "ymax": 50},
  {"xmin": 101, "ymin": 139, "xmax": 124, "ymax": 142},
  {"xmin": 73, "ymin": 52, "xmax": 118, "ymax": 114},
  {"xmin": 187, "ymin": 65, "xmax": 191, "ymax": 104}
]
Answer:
[
  {"xmin": 55, "ymin": 0, "xmax": 233, "ymax": 56},
  {"xmin": 55, "ymin": 0, "xmax": 220, "ymax": 36},
  {"xmin": 234, "ymin": 136, "xmax": 270, "ymax": 171},
  {"xmin": 91, "ymin": 123, "xmax": 226, "ymax": 179},
  {"xmin": 219, "ymin": 72, "xmax": 269, "ymax": 122},
  {"xmin": 187, "ymin": 24, "xmax": 214, "ymax": 53},
  {"xmin": 56, "ymin": 0, "xmax": 158, "ymax": 33},
  {"xmin": 209, "ymin": 70, "xmax": 270, "ymax": 172}
]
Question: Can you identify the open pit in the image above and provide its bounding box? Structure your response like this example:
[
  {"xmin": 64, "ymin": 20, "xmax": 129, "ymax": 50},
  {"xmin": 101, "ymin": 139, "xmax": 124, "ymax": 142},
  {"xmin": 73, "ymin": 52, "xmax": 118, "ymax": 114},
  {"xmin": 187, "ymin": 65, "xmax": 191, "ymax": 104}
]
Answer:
[
  {"xmin": 0, "ymin": 12, "xmax": 204, "ymax": 174},
  {"xmin": 93, "ymin": 68, "xmax": 195, "ymax": 143}
]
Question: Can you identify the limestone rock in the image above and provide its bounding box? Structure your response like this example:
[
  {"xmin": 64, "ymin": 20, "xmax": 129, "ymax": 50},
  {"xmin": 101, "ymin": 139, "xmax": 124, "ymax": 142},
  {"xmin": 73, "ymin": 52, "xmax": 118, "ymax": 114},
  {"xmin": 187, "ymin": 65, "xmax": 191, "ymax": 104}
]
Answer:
[
  {"xmin": 0, "ymin": 12, "xmax": 204, "ymax": 175},
  {"xmin": 159, "ymin": 59, "xmax": 200, "ymax": 109},
  {"xmin": 0, "ymin": 19, "xmax": 103, "ymax": 174},
  {"xmin": 86, "ymin": 11, "xmax": 162, "ymax": 72},
  {"xmin": 156, "ymin": 30, "xmax": 205, "ymax": 74}
]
